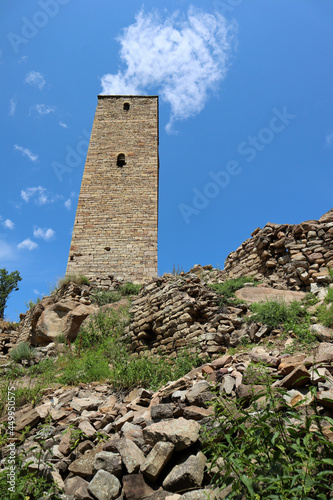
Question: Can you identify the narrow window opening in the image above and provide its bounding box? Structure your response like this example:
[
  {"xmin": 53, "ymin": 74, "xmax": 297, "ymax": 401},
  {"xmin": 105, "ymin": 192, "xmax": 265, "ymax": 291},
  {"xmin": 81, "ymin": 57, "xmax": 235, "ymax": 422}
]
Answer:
[
  {"xmin": 117, "ymin": 153, "xmax": 126, "ymax": 167},
  {"xmin": 123, "ymin": 103, "xmax": 130, "ymax": 111},
  {"xmin": 104, "ymin": 247, "xmax": 110, "ymax": 251}
]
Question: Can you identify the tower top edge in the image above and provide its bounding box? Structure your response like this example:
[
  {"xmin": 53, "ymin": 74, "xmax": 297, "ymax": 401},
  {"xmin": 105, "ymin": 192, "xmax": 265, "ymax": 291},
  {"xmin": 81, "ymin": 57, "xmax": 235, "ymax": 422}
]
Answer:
[{"xmin": 98, "ymin": 95, "xmax": 158, "ymax": 99}]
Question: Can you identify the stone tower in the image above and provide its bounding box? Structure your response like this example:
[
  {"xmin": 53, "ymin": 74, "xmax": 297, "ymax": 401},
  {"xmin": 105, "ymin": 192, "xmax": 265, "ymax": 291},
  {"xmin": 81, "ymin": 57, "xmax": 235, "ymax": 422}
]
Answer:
[{"xmin": 66, "ymin": 95, "xmax": 159, "ymax": 284}]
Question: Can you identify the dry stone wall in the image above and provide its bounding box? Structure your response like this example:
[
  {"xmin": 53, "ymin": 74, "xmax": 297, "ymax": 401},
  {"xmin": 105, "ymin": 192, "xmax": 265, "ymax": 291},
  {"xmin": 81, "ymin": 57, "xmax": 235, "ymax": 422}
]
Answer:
[
  {"xmin": 223, "ymin": 209, "xmax": 333, "ymax": 291},
  {"xmin": 124, "ymin": 273, "xmax": 249, "ymax": 358},
  {"xmin": 66, "ymin": 95, "xmax": 159, "ymax": 284}
]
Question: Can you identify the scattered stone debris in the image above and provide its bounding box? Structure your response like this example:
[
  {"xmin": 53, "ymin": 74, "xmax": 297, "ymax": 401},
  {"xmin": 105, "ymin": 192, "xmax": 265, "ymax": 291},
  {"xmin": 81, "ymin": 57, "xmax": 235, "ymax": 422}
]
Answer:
[{"xmin": 1, "ymin": 340, "xmax": 333, "ymax": 499}]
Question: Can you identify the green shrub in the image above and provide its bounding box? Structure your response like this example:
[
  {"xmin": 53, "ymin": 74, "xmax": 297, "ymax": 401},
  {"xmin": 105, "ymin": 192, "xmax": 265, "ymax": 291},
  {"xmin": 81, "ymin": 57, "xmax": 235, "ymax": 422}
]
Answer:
[
  {"xmin": 76, "ymin": 308, "xmax": 130, "ymax": 350},
  {"xmin": 28, "ymin": 358, "xmax": 54, "ymax": 379},
  {"xmin": 9, "ymin": 343, "xmax": 36, "ymax": 363},
  {"xmin": 58, "ymin": 274, "xmax": 90, "ymax": 287},
  {"xmin": 325, "ymin": 287, "xmax": 333, "ymax": 304},
  {"xmin": 109, "ymin": 348, "xmax": 203, "ymax": 391},
  {"xmin": 24, "ymin": 297, "xmax": 41, "ymax": 310},
  {"xmin": 90, "ymin": 289, "xmax": 122, "ymax": 305},
  {"xmin": 204, "ymin": 383, "xmax": 333, "ymax": 499},
  {"xmin": 317, "ymin": 303, "xmax": 333, "ymax": 328},
  {"xmin": 119, "ymin": 282, "xmax": 141, "ymax": 295},
  {"xmin": 209, "ymin": 276, "xmax": 259, "ymax": 305},
  {"xmin": 248, "ymin": 300, "xmax": 305, "ymax": 328},
  {"xmin": 59, "ymin": 349, "xmax": 111, "ymax": 385}
]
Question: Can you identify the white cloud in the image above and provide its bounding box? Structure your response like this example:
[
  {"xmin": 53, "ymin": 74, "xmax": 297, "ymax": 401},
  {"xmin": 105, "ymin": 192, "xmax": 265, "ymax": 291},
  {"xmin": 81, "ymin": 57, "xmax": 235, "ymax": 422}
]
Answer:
[
  {"xmin": 25, "ymin": 70, "xmax": 46, "ymax": 90},
  {"xmin": 33, "ymin": 227, "xmax": 55, "ymax": 241},
  {"xmin": 9, "ymin": 98, "xmax": 17, "ymax": 116},
  {"xmin": 59, "ymin": 121, "xmax": 68, "ymax": 129},
  {"xmin": 17, "ymin": 238, "xmax": 38, "ymax": 251},
  {"xmin": 3, "ymin": 219, "xmax": 14, "ymax": 230},
  {"xmin": 33, "ymin": 289, "xmax": 41, "ymax": 295},
  {"xmin": 64, "ymin": 198, "xmax": 72, "ymax": 210},
  {"xmin": 100, "ymin": 8, "xmax": 236, "ymax": 132},
  {"xmin": 326, "ymin": 132, "xmax": 333, "ymax": 147},
  {"xmin": 21, "ymin": 186, "xmax": 54, "ymax": 205},
  {"xmin": 32, "ymin": 104, "xmax": 55, "ymax": 116},
  {"xmin": 14, "ymin": 144, "xmax": 38, "ymax": 162}
]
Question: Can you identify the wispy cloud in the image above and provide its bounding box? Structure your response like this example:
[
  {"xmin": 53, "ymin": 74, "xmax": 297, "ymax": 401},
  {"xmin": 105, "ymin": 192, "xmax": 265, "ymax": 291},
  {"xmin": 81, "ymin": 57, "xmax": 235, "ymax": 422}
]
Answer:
[
  {"xmin": 31, "ymin": 104, "xmax": 55, "ymax": 116},
  {"xmin": 33, "ymin": 227, "xmax": 55, "ymax": 241},
  {"xmin": 64, "ymin": 198, "xmax": 72, "ymax": 210},
  {"xmin": 3, "ymin": 219, "xmax": 14, "ymax": 230},
  {"xmin": 14, "ymin": 145, "xmax": 38, "ymax": 162},
  {"xmin": 21, "ymin": 186, "xmax": 55, "ymax": 205},
  {"xmin": 25, "ymin": 70, "xmax": 46, "ymax": 90},
  {"xmin": 100, "ymin": 8, "xmax": 236, "ymax": 132},
  {"xmin": 59, "ymin": 121, "xmax": 68, "ymax": 129},
  {"xmin": 17, "ymin": 238, "xmax": 38, "ymax": 251},
  {"xmin": 326, "ymin": 132, "xmax": 333, "ymax": 147},
  {"xmin": 9, "ymin": 98, "xmax": 17, "ymax": 116}
]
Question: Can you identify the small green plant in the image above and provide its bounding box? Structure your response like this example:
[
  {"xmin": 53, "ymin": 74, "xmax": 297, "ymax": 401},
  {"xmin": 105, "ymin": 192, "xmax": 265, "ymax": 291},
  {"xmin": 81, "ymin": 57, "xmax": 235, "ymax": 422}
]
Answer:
[
  {"xmin": 0, "ymin": 431, "xmax": 60, "ymax": 499},
  {"xmin": 204, "ymin": 382, "xmax": 333, "ymax": 499},
  {"xmin": 57, "ymin": 274, "xmax": 90, "ymax": 287},
  {"xmin": 171, "ymin": 264, "xmax": 184, "ymax": 276},
  {"xmin": 90, "ymin": 289, "xmax": 122, "ymax": 305},
  {"xmin": 119, "ymin": 282, "xmax": 141, "ymax": 295},
  {"xmin": 209, "ymin": 276, "xmax": 259, "ymax": 306},
  {"xmin": 24, "ymin": 297, "xmax": 41, "ymax": 310},
  {"xmin": 54, "ymin": 333, "xmax": 66, "ymax": 344},
  {"xmin": 317, "ymin": 303, "xmax": 333, "ymax": 328},
  {"xmin": 9, "ymin": 343, "xmax": 36, "ymax": 363},
  {"xmin": 69, "ymin": 427, "xmax": 87, "ymax": 450},
  {"xmin": 325, "ymin": 287, "xmax": 333, "ymax": 304}
]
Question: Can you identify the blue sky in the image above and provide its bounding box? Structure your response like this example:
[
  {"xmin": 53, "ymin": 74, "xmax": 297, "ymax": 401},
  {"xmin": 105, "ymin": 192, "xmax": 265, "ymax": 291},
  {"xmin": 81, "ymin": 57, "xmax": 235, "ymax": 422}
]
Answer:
[{"xmin": 1, "ymin": 0, "xmax": 332, "ymax": 321}]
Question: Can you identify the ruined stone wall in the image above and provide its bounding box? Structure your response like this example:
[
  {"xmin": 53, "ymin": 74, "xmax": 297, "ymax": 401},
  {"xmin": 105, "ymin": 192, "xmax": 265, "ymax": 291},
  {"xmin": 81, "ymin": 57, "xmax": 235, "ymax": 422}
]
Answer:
[
  {"xmin": 66, "ymin": 95, "xmax": 159, "ymax": 284},
  {"xmin": 124, "ymin": 274, "xmax": 249, "ymax": 359},
  {"xmin": 223, "ymin": 209, "xmax": 333, "ymax": 290}
]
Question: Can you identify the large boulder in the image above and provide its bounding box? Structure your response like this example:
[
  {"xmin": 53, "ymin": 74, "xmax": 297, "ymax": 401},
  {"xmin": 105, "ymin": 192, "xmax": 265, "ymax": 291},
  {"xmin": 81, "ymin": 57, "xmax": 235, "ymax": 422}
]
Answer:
[{"xmin": 33, "ymin": 300, "xmax": 96, "ymax": 345}]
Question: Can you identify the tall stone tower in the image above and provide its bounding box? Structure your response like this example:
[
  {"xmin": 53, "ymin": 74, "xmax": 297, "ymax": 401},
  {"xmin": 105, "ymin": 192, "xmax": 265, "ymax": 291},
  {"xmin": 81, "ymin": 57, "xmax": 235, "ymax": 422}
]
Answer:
[{"xmin": 66, "ymin": 95, "xmax": 159, "ymax": 284}]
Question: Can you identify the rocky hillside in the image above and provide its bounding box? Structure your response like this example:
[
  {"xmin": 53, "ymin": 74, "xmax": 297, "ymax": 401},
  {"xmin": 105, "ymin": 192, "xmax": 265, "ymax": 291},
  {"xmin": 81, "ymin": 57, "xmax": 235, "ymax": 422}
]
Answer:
[{"xmin": 0, "ymin": 209, "xmax": 333, "ymax": 499}]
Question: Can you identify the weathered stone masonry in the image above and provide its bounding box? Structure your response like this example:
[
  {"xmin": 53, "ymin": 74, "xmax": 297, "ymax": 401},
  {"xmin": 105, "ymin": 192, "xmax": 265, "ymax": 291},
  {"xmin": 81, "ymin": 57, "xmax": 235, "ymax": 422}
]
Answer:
[{"xmin": 66, "ymin": 95, "xmax": 159, "ymax": 284}]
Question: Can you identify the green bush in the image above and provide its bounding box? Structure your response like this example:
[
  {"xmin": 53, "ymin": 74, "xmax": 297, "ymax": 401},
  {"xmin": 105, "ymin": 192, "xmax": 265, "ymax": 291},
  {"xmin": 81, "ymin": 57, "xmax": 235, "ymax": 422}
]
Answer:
[
  {"xmin": 76, "ymin": 308, "xmax": 130, "ymax": 350},
  {"xmin": 325, "ymin": 287, "xmax": 333, "ymax": 304},
  {"xmin": 204, "ymin": 383, "xmax": 333, "ymax": 499},
  {"xmin": 90, "ymin": 289, "xmax": 122, "ymax": 305},
  {"xmin": 248, "ymin": 300, "xmax": 305, "ymax": 328},
  {"xmin": 109, "ymin": 348, "xmax": 203, "ymax": 391},
  {"xmin": 59, "ymin": 349, "xmax": 111, "ymax": 385},
  {"xmin": 9, "ymin": 343, "xmax": 36, "ymax": 363},
  {"xmin": 317, "ymin": 303, "xmax": 333, "ymax": 328},
  {"xmin": 24, "ymin": 297, "xmax": 41, "ymax": 310},
  {"xmin": 119, "ymin": 282, "xmax": 141, "ymax": 295},
  {"xmin": 209, "ymin": 276, "xmax": 259, "ymax": 305}
]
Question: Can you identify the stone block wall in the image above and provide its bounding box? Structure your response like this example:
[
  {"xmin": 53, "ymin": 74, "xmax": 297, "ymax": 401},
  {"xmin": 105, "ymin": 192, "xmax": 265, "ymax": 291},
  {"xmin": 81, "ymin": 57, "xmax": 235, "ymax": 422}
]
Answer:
[
  {"xmin": 223, "ymin": 209, "xmax": 333, "ymax": 290},
  {"xmin": 124, "ymin": 274, "xmax": 248, "ymax": 358},
  {"xmin": 66, "ymin": 95, "xmax": 159, "ymax": 284}
]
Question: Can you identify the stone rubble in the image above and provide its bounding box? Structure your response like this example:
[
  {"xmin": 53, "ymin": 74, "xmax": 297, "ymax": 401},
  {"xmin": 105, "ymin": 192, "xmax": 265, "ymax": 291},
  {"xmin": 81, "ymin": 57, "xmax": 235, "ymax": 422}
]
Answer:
[{"xmin": 1, "ymin": 338, "xmax": 333, "ymax": 499}]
